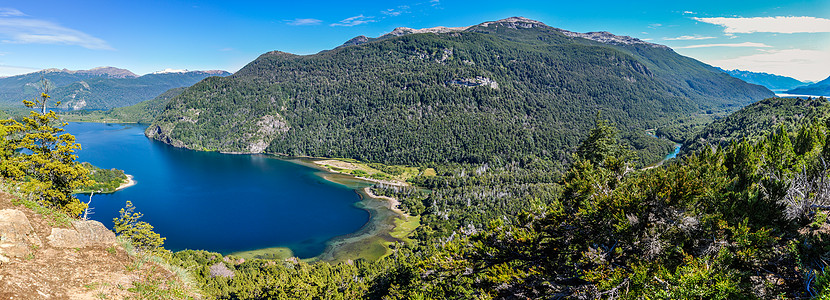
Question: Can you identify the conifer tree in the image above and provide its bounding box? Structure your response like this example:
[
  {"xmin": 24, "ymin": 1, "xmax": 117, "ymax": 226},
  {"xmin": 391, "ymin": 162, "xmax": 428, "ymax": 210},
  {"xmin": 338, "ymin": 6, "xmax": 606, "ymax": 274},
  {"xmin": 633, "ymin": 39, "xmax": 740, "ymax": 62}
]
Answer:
[{"xmin": 0, "ymin": 83, "xmax": 90, "ymax": 216}]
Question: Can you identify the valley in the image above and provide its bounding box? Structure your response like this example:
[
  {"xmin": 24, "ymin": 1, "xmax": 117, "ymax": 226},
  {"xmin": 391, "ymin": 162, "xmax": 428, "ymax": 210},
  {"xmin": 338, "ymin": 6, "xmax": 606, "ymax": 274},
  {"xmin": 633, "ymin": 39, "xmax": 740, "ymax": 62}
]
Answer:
[{"xmin": 0, "ymin": 6, "xmax": 827, "ymax": 298}]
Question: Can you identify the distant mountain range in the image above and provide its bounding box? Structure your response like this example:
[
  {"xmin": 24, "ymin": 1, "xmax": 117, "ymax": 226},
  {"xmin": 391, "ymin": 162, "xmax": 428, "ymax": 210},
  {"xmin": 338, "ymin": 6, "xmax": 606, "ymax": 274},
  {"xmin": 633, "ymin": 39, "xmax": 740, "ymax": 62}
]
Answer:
[
  {"xmin": 147, "ymin": 16, "xmax": 772, "ymax": 166},
  {"xmin": 0, "ymin": 67, "xmax": 230, "ymax": 110},
  {"xmin": 718, "ymin": 68, "xmax": 808, "ymax": 91},
  {"xmin": 786, "ymin": 75, "xmax": 830, "ymax": 96}
]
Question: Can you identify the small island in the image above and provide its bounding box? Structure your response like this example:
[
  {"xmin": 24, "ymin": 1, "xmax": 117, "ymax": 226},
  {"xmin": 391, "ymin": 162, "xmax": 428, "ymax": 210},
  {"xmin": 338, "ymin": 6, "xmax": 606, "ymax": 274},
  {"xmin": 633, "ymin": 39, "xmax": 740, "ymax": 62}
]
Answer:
[{"xmin": 75, "ymin": 162, "xmax": 134, "ymax": 194}]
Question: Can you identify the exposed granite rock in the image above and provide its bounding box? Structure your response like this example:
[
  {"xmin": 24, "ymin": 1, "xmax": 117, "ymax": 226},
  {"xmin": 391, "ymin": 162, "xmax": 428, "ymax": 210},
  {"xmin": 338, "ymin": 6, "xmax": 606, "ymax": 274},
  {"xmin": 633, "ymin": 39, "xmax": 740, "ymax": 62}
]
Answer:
[
  {"xmin": 47, "ymin": 220, "xmax": 116, "ymax": 248},
  {"xmin": 0, "ymin": 209, "xmax": 43, "ymax": 258},
  {"xmin": 341, "ymin": 35, "xmax": 370, "ymax": 47},
  {"xmin": 447, "ymin": 77, "xmax": 499, "ymax": 89},
  {"xmin": 479, "ymin": 16, "xmax": 546, "ymax": 29},
  {"xmin": 381, "ymin": 26, "xmax": 470, "ymax": 38},
  {"xmin": 47, "ymin": 228, "xmax": 84, "ymax": 248},
  {"xmin": 71, "ymin": 220, "xmax": 117, "ymax": 246},
  {"xmin": 558, "ymin": 30, "xmax": 670, "ymax": 49},
  {"xmin": 209, "ymin": 262, "xmax": 235, "ymax": 278}
]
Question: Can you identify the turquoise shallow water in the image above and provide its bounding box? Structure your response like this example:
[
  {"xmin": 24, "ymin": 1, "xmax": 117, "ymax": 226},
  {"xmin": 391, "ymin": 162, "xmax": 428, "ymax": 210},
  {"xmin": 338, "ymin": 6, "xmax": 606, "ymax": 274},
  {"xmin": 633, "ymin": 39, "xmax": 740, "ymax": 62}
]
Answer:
[{"xmin": 66, "ymin": 122, "xmax": 370, "ymax": 258}]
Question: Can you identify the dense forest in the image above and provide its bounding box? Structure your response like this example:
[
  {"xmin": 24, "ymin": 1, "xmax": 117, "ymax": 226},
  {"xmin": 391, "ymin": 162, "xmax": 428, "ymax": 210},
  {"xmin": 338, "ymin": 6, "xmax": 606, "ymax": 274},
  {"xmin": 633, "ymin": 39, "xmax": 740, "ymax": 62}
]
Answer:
[
  {"xmin": 162, "ymin": 102, "xmax": 830, "ymax": 298},
  {"xmin": 76, "ymin": 162, "xmax": 129, "ymax": 193},
  {"xmin": 148, "ymin": 17, "xmax": 771, "ymax": 168},
  {"xmin": 62, "ymin": 87, "xmax": 187, "ymax": 123},
  {"xmin": 682, "ymin": 97, "xmax": 830, "ymax": 155}
]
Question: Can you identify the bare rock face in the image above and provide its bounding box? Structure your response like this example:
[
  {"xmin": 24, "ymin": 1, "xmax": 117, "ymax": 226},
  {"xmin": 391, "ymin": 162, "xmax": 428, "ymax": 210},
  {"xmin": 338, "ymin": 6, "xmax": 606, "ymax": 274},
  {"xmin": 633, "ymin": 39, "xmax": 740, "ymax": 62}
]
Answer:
[
  {"xmin": 71, "ymin": 220, "xmax": 117, "ymax": 246},
  {"xmin": 0, "ymin": 209, "xmax": 43, "ymax": 258},
  {"xmin": 209, "ymin": 262, "xmax": 235, "ymax": 278},
  {"xmin": 47, "ymin": 220, "xmax": 116, "ymax": 248},
  {"xmin": 47, "ymin": 228, "xmax": 84, "ymax": 248}
]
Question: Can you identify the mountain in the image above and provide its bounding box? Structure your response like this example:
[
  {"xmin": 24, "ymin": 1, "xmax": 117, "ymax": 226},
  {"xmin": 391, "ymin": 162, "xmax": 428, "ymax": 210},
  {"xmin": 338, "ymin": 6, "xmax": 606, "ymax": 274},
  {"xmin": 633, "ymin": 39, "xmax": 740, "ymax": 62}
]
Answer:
[
  {"xmin": 719, "ymin": 68, "xmax": 807, "ymax": 91},
  {"xmin": 0, "ymin": 68, "xmax": 230, "ymax": 110},
  {"xmin": 50, "ymin": 70, "xmax": 231, "ymax": 110},
  {"xmin": 681, "ymin": 96, "xmax": 830, "ymax": 155},
  {"xmin": 786, "ymin": 75, "xmax": 830, "ymax": 96},
  {"xmin": 147, "ymin": 16, "xmax": 773, "ymax": 166},
  {"xmin": 0, "ymin": 67, "xmax": 134, "ymax": 104},
  {"xmin": 61, "ymin": 86, "xmax": 188, "ymax": 124}
]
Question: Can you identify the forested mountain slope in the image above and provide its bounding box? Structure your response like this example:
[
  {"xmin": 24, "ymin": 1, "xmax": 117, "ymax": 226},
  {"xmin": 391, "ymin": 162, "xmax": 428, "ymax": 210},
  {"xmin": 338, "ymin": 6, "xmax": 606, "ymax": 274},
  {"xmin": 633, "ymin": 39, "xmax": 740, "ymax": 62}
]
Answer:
[
  {"xmin": 0, "ymin": 67, "xmax": 134, "ymax": 105},
  {"xmin": 50, "ymin": 70, "xmax": 230, "ymax": 110},
  {"xmin": 788, "ymin": 75, "xmax": 830, "ymax": 96},
  {"xmin": 148, "ymin": 17, "xmax": 772, "ymax": 166},
  {"xmin": 720, "ymin": 68, "xmax": 807, "ymax": 91},
  {"xmin": 0, "ymin": 68, "xmax": 229, "ymax": 111},
  {"xmin": 682, "ymin": 96, "xmax": 830, "ymax": 155}
]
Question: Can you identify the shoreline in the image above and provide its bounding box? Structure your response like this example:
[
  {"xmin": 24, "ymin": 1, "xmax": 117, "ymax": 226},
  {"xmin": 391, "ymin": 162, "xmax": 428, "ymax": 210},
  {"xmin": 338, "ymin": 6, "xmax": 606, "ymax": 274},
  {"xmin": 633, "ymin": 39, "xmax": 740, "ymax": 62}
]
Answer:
[
  {"xmin": 278, "ymin": 158, "xmax": 418, "ymax": 263},
  {"xmin": 115, "ymin": 174, "xmax": 136, "ymax": 191},
  {"xmin": 363, "ymin": 186, "xmax": 405, "ymax": 215},
  {"xmin": 311, "ymin": 159, "xmax": 410, "ymax": 187}
]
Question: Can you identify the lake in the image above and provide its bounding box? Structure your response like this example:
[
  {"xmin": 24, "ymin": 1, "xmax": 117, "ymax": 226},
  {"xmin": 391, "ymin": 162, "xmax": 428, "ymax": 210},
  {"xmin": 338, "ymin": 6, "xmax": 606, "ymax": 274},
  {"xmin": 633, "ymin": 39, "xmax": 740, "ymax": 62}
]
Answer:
[{"xmin": 66, "ymin": 122, "xmax": 371, "ymax": 258}]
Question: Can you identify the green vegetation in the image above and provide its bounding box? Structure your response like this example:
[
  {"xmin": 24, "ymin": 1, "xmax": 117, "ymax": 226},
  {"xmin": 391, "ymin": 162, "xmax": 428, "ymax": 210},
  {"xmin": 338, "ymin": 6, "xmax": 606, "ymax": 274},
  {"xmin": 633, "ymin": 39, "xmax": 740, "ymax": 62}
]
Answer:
[
  {"xmin": 230, "ymin": 247, "xmax": 294, "ymax": 261},
  {"xmin": 62, "ymin": 87, "xmax": 188, "ymax": 123},
  {"xmin": 161, "ymin": 113, "xmax": 830, "ymax": 298},
  {"xmin": 148, "ymin": 18, "xmax": 771, "ymax": 168},
  {"xmin": 682, "ymin": 97, "xmax": 830, "ymax": 155},
  {"xmin": 76, "ymin": 162, "xmax": 129, "ymax": 193},
  {"xmin": 0, "ymin": 93, "xmax": 91, "ymax": 216},
  {"xmin": 114, "ymin": 201, "xmax": 168, "ymax": 255},
  {"xmin": 316, "ymin": 159, "xmax": 431, "ymax": 184},
  {"xmin": 0, "ymin": 69, "xmax": 229, "ymax": 111}
]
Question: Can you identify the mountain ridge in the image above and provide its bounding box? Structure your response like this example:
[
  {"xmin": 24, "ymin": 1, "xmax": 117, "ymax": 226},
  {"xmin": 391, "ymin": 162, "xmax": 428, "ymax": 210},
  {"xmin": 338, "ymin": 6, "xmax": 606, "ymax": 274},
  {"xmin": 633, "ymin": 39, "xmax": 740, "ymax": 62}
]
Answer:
[
  {"xmin": 0, "ymin": 68, "xmax": 231, "ymax": 110},
  {"xmin": 339, "ymin": 16, "xmax": 668, "ymax": 50},
  {"xmin": 148, "ymin": 16, "xmax": 772, "ymax": 166},
  {"xmin": 786, "ymin": 75, "xmax": 830, "ymax": 96},
  {"xmin": 719, "ymin": 68, "xmax": 807, "ymax": 91}
]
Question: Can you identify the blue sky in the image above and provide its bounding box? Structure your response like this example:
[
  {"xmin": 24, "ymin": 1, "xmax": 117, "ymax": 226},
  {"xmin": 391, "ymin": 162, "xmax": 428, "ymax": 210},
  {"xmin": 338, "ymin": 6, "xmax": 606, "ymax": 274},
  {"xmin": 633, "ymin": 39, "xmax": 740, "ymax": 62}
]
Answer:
[{"xmin": 1, "ymin": 0, "xmax": 828, "ymax": 81}]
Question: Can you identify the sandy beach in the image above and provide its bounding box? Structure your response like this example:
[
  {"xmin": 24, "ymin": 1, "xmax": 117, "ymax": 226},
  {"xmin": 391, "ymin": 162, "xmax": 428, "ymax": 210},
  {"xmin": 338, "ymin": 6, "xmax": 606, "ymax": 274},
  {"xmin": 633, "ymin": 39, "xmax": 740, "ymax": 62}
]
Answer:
[{"xmin": 115, "ymin": 174, "xmax": 136, "ymax": 191}]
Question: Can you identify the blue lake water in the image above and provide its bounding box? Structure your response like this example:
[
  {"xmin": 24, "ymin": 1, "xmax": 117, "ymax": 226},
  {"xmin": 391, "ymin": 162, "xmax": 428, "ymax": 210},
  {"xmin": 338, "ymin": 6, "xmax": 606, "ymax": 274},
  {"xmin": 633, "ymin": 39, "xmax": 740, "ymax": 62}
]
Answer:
[{"xmin": 66, "ymin": 122, "xmax": 370, "ymax": 258}]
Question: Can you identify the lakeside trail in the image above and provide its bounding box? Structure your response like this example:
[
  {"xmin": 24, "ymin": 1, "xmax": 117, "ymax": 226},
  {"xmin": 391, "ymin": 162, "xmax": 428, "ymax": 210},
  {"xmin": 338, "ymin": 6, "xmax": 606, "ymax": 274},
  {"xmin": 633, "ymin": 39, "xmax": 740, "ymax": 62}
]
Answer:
[{"xmin": 115, "ymin": 174, "xmax": 136, "ymax": 191}]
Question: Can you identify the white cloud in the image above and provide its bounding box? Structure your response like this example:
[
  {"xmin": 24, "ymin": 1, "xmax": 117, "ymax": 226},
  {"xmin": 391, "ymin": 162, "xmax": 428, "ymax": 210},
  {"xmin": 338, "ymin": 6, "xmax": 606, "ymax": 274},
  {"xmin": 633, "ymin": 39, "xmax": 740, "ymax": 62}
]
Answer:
[
  {"xmin": 683, "ymin": 11, "xmax": 696, "ymax": 15},
  {"xmin": 675, "ymin": 42, "xmax": 772, "ymax": 49},
  {"xmin": 382, "ymin": 6, "xmax": 410, "ymax": 16},
  {"xmin": 285, "ymin": 18, "xmax": 322, "ymax": 26},
  {"xmin": 0, "ymin": 8, "xmax": 24, "ymax": 17},
  {"xmin": 0, "ymin": 64, "xmax": 39, "ymax": 77},
  {"xmin": 0, "ymin": 10, "xmax": 113, "ymax": 50},
  {"xmin": 694, "ymin": 16, "xmax": 830, "ymax": 34},
  {"xmin": 664, "ymin": 35, "xmax": 716, "ymax": 41},
  {"xmin": 706, "ymin": 49, "xmax": 830, "ymax": 82},
  {"xmin": 331, "ymin": 15, "xmax": 375, "ymax": 27}
]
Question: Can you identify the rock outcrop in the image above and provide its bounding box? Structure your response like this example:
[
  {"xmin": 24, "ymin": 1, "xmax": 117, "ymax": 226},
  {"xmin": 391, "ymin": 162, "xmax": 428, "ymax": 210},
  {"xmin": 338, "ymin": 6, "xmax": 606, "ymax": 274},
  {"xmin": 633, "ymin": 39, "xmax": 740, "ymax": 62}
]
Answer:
[
  {"xmin": 0, "ymin": 209, "xmax": 43, "ymax": 259},
  {"xmin": 46, "ymin": 220, "xmax": 116, "ymax": 248}
]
